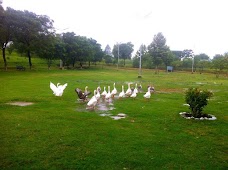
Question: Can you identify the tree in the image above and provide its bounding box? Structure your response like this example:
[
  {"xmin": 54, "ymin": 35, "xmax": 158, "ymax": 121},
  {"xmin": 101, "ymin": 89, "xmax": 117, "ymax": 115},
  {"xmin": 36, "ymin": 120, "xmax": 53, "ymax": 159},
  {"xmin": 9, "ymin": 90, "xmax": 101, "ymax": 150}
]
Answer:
[
  {"xmin": 148, "ymin": 32, "xmax": 170, "ymax": 73},
  {"xmin": 75, "ymin": 36, "xmax": 91, "ymax": 68},
  {"xmin": 103, "ymin": 54, "xmax": 113, "ymax": 65},
  {"xmin": 35, "ymin": 32, "xmax": 57, "ymax": 69},
  {"xmin": 88, "ymin": 38, "xmax": 104, "ymax": 65},
  {"xmin": 62, "ymin": 32, "xmax": 78, "ymax": 67},
  {"xmin": 132, "ymin": 44, "xmax": 147, "ymax": 68},
  {"xmin": 163, "ymin": 51, "xmax": 175, "ymax": 68},
  {"xmin": 172, "ymin": 50, "xmax": 182, "ymax": 60},
  {"xmin": 112, "ymin": 42, "xmax": 134, "ymax": 66},
  {"xmin": 212, "ymin": 54, "xmax": 228, "ymax": 77},
  {"xmin": 53, "ymin": 34, "xmax": 66, "ymax": 69},
  {"xmin": 0, "ymin": 5, "xmax": 14, "ymax": 70},
  {"xmin": 171, "ymin": 60, "xmax": 183, "ymax": 70},
  {"xmin": 194, "ymin": 53, "xmax": 210, "ymax": 73},
  {"xmin": 7, "ymin": 8, "xmax": 54, "ymax": 69},
  {"xmin": 104, "ymin": 44, "xmax": 112, "ymax": 56},
  {"xmin": 182, "ymin": 49, "xmax": 194, "ymax": 73}
]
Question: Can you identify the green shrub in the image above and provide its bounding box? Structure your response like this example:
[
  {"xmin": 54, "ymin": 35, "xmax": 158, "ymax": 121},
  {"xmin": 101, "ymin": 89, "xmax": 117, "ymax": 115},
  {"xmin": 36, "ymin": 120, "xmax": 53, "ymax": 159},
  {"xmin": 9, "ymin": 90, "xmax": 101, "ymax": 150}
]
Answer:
[{"xmin": 185, "ymin": 88, "xmax": 213, "ymax": 118}]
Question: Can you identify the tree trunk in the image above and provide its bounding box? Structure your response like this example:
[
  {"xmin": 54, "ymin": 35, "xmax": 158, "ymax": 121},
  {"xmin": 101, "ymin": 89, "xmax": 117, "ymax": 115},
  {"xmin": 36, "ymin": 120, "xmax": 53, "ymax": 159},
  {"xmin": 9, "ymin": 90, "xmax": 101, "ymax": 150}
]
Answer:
[
  {"xmin": 2, "ymin": 46, "xmax": 7, "ymax": 71},
  {"xmin": 72, "ymin": 58, "xmax": 75, "ymax": 68},
  {"xmin": 80, "ymin": 62, "xmax": 83, "ymax": 69},
  {"xmin": 48, "ymin": 58, "xmax": 51, "ymax": 70},
  {"xmin": 27, "ymin": 50, "xmax": 32, "ymax": 69},
  {"xmin": 155, "ymin": 65, "xmax": 159, "ymax": 74}
]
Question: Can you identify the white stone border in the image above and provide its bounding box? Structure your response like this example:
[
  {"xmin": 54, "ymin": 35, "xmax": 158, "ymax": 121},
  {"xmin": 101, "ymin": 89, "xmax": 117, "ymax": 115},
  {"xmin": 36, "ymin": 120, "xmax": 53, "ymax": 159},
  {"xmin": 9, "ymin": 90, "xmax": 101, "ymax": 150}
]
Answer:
[{"xmin": 179, "ymin": 112, "xmax": 217, "ymax": 120}]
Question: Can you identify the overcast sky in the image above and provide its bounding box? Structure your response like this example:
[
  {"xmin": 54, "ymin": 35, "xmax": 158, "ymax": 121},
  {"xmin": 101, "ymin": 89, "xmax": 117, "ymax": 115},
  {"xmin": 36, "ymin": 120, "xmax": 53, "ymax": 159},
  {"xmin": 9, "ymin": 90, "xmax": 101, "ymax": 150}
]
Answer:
[{"xmin": 2, "ymin": 0, "xmax": 228, "ymax": 57}]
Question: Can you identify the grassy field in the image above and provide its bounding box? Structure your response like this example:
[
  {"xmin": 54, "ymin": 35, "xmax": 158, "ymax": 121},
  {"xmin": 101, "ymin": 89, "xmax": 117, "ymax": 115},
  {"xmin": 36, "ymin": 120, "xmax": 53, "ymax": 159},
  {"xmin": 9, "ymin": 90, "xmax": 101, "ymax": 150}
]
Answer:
[{"xmin": 0, "ymin": 66, "xmax": 227, "ymax": 169}]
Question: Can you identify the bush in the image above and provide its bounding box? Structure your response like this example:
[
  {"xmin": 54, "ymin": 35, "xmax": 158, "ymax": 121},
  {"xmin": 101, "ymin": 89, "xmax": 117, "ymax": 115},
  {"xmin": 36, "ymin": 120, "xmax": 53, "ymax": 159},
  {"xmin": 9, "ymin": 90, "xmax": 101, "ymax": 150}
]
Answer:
[{"xmin": 185, "ymin": 88, "xmax": 213, "ymax": 118}]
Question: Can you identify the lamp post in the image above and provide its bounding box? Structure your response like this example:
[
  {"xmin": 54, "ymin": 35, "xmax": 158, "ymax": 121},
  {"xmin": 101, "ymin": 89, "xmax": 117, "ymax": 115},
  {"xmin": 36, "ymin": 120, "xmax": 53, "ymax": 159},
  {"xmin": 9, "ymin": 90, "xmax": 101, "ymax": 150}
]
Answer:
[
  {"xmin": 191, "ymin": 52, "xmax": 194, "ymax": 74},
  {"xmin": 117, "ymin": 43, "xmax": 119, "ymax": 70},
  {"xmin": 138, "ymin": 48, "xmax": 142, "ymax": 78}
]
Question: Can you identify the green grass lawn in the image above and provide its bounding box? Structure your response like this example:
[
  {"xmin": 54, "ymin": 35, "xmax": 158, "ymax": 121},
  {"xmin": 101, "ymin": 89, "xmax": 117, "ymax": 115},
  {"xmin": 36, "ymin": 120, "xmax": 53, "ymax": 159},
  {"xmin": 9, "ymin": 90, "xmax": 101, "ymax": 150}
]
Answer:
[{"xmin": 0, "ymin": 67, "xmax": 227, "ymax": 169}]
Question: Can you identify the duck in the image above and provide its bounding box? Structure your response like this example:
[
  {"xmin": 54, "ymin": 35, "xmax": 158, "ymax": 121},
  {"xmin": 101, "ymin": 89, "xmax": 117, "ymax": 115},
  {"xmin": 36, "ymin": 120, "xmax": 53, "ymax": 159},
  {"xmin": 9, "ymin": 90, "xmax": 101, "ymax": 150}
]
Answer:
[
  {"xmin": 87, "ymin": 90, "xmax": 98, "ymax": 109},
  {"xmin": 105, "ymin": 86, "xmax": 111, "ymax": 100},
  {"xmin": 119, "ymin": 85, "xmax": 125, "ymax": 98},
  {"xmin": 101, "ymin": 86, "xmax": 107, "ymax": 98},
  {"xmin": 75, "ymin": 88, "xmax": 86, "ymax": 101},
  {"xmin": 50, "ymin": 82, "xmax": 67, "ymax": 96},
  {"xmin": 125, "ymin": 83, "xmax": 132, "ymax": 97},
  {"xmin": 144, "ymin": 86, "xmax": 151, "ymax": 100},
  {"xmin": 75, "ymin": 86, "xmax": 91, "ymax": 101},
  {"xmin": 111, "ymin": 82, "xmax": 117, "ymax": 97}
]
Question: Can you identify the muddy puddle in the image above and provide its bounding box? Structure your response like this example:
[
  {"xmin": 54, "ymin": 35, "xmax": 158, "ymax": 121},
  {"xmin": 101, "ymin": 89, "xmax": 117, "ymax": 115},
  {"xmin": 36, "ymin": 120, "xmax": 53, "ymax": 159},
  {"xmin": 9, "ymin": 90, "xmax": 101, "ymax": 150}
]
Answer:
[{"xmin": 76, "ymin": 99, "xmax": 127, "ymax": 120}]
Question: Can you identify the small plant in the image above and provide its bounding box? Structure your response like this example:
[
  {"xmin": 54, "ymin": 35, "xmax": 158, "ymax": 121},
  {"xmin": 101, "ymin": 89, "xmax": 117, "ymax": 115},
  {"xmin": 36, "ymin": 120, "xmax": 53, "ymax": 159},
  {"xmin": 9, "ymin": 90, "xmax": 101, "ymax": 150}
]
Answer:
[{"xmin": 185, "ymin": 87, "xmax": 213, "ymax": 118}]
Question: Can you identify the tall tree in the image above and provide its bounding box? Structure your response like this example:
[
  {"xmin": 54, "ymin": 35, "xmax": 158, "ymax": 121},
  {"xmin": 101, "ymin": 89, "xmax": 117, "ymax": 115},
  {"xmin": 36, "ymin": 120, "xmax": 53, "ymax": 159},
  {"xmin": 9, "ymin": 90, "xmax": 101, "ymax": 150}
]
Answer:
[
  {"xmin": 53, "ymin": 34, "xmax": 66, "ymax": 69},
  {"xmin": 104, "ymin": 44, "xmax": 112, "ymax": 56},
  {"xmin": 172, "ymin": 50, "xmax": 182, "ymax": 60},
  {"xmin": 112, "ymin": 42, "xmax": 134, "ymax": 66},
  {"xmin": 0, "ymin": 5, "xmax": 13, "ymax": 70},
  {"xmin": 212, "ymin": 54, "xmax": 228, "ymax": 77},
  {"xmin": 148, "ymin": 32, "xmax": 170, "ymax": 73},
  {"xmin": 163, "ymin": 51, "xmax": 175, "ymax": 68},
  {"xmin": 194, "ymin": 53, "xmax": 210, "ymax": 72},
  {"xmin": 62, "ymin": 32, "xmax": 78, "ymax": 67},
  {"xmin": 75, "ymin": 36, "xmax": 91, "ymax": 68},
  {"xmin": 88, "ymin": 38, "xmax": 104, "ymax": 65},
  {"xmin": 35, "ymin": 32, "xmax": 56, "ymax": 69},
  {"xmin": 7, "ymin": 8, "xmax": 54, "ymax": 69}
]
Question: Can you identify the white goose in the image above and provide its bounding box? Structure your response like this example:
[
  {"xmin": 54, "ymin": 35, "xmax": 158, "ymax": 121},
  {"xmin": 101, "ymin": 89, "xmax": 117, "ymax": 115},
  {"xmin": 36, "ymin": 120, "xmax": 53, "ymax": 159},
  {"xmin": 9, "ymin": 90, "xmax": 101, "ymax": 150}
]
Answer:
[
  {"xmin": 130, "ymin": 88, "xmax": 137, "ymax": 99},
  {"xmin": 50, "ymin": 82, "xmax": 67, "ymax": 96},
  {"xmin": 105, "ymin": 86, "xmax": 111, "ymax": 100},
  {"xmin": 111, "ymin": 82, "xmax": 117, "ymax": 97},
  {"xmin": 134, "ymin": 83, "xmax": 138, "ymax": 94},
  {"xmin": 87, "ymin": 90, "xmax": 98, "ymax": 109},
  {"xmin": 125, "ymin": 83, "xmax": 132, "ymax": 97},
  {"xmin": 95, "ymin": 87, "xmax": 101, "ymax": 100},
  {"xmin": 101, "ymin": 86, "xmax": 107, "ymax": 98},
  {"xmin": 119, "ymin": 85, "xmax": 125, "ymax": 98},
  {"xmin": 144, "ymin": 86, "xmax": 151, "ymax": 100},
  {"xmin": 84, "ymin": 86, "xmax": 90, "ymax": 94}
]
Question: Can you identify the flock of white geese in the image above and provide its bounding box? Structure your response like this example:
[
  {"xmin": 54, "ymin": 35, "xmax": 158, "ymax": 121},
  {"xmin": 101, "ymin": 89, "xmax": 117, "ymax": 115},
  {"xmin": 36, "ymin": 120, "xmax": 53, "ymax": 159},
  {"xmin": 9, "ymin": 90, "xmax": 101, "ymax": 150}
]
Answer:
[
  {"xmin": 50, "ymin": 82, "xmax": 154, "ymax": 110},
  {"xmin": 80, "ymin": 83, "xmax": 154, "ymax": 109}
]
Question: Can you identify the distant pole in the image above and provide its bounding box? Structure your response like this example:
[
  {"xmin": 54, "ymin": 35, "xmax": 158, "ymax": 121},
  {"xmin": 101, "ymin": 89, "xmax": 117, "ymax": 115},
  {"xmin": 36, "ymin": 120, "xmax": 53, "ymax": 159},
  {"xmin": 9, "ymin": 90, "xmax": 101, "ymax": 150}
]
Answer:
[
  {"xmin": 117, "ymin": 43, "xmax": 119, "ymax": 70},
  {"xmin": 191, "ymin": 53, "xmax": 194, "ymax": 74},
  {"xmin": 138, "ymin": 49, "xmax": 142, "ymax": 78}
]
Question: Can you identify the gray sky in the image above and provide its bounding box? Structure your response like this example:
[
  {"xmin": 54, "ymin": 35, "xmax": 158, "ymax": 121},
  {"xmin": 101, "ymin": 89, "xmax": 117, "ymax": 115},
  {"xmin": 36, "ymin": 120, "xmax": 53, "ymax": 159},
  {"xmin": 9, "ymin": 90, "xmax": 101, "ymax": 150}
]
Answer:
[{"xmin": 2, "ymin": 0, "xmax": 228, "ymax": 57}]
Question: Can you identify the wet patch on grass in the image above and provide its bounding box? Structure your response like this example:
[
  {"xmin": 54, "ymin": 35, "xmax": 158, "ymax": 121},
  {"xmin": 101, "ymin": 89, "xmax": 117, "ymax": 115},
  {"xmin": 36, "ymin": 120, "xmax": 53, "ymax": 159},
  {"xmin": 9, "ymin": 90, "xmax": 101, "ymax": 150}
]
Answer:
[{"xmin": 6, "ymin": 101, "xmax": 34, "ymax": 106}]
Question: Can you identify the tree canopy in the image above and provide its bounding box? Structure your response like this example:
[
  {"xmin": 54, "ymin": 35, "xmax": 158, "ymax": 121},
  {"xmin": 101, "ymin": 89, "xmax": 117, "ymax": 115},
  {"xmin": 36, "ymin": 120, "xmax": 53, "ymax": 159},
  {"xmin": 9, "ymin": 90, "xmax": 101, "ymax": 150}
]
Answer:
[
  {"xmin": 1, "ymin": 4, "xmax": 226, "ymax": 72},
  {"xmin": 112, "ymin": 42, "xmax": 134, "ymax": 66},
  {"xmin": 0, "ymin": 6, "xmax": 105, "ymax": 70},
  {"xmin": 148, "ymin": 32, "xmax": 170, "ymax": 73}
]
